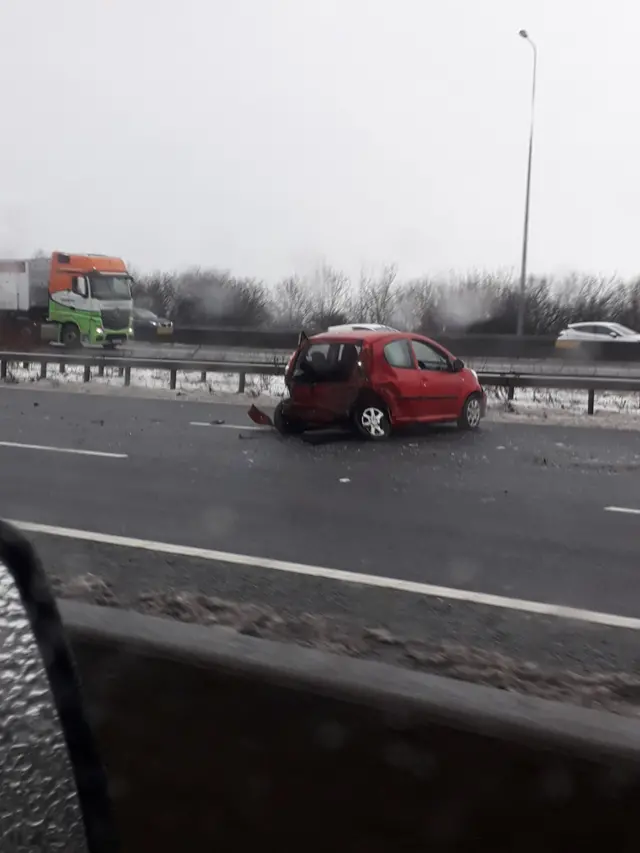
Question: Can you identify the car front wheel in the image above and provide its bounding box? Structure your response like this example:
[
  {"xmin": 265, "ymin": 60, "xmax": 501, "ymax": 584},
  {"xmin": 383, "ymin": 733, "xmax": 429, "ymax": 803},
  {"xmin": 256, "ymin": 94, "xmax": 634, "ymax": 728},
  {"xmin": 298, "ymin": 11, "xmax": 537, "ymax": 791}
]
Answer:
[
  {"xmin": 458, "ymin": 393, "xmax": 483, "ymax": 430},
  {"xmin": 354, "ymin": 403, "xmax": 392, "ymax": 441}
]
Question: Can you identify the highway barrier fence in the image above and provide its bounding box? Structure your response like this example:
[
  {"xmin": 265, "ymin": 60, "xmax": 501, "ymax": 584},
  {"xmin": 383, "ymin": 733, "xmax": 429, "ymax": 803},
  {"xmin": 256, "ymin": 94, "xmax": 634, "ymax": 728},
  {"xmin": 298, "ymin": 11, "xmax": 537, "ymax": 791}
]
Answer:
[{"xmin": 2, "ymin": 350, "xmax": 640, "ymax": 414}]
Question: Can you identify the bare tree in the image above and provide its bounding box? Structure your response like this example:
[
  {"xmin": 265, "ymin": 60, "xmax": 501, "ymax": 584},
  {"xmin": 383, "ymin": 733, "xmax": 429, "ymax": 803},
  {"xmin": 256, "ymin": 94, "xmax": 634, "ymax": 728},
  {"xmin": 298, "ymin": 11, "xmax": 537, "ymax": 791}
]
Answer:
[
  {"xmin": 271, "ymin": 275, "xmax": 313, "ymax": 327},
  {"xmin": 133, "ymin": 270, "xmax": 178, "ymax": 318},
  {"xmin": 134, "ymin": 266, "xmax": 268, "ymax": 327},
  {"xmin": 356, "ymin": 264, "xmax": 398, "ymax": 324},
  {"xmin": 307, "ymin": 264, "xmax": 351, "ymax": 329}
]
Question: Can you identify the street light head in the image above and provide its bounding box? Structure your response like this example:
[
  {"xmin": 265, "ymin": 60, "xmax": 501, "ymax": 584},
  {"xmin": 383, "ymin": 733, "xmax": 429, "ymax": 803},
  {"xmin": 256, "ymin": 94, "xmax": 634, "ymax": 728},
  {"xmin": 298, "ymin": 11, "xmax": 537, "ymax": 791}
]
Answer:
[{"xmin": 519, "ymin": 29, "xmax": 529, "ymax": 39}]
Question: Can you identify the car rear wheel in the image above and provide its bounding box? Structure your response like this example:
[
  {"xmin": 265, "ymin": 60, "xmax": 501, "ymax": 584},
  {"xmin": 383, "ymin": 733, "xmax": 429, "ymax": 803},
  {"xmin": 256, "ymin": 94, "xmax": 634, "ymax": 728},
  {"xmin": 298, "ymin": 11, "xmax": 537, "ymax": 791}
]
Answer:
[
  {"xmin": 458, "ymin": 393, "xmax": 483, "ymax": 430},
  {"xmin": 273, "ymin": 402, "xmax": 305, "ymax": 435},
  {"xmin": 354, "ymin": 403, "xmax": 392, "ymax": 441}
]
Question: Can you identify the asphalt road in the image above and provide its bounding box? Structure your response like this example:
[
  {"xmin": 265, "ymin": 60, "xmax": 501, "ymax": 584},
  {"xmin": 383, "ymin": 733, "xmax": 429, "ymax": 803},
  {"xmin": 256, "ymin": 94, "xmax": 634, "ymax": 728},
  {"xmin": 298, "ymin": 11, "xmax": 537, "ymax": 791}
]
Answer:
[{"xmin": 2, "ymin": 384, "xmax": 640, "ymax": 675}]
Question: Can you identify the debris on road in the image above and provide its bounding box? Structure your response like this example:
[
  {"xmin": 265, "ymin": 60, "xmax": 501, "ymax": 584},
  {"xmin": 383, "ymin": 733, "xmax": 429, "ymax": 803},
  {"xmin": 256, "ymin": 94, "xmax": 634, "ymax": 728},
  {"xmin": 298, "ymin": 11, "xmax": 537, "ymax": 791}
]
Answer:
[
  {"xmin": 339, "ymin": 478, "xmax": 351, "ymax": 483},
  {"xmin": 211, "ymin": 418, "xmax": 226, "ymax": 425},
  {"xmin": 248, "ymin": 404, "xmax": 273, "ymax": 427}
]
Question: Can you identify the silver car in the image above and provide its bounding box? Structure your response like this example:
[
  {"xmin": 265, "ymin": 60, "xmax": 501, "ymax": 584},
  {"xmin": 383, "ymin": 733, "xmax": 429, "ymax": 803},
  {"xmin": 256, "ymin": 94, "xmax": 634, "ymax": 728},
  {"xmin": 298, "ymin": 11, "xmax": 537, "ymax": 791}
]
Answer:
[{"xmin": 556, "ymin": 322, "xmax": 640, "ymax": 346}]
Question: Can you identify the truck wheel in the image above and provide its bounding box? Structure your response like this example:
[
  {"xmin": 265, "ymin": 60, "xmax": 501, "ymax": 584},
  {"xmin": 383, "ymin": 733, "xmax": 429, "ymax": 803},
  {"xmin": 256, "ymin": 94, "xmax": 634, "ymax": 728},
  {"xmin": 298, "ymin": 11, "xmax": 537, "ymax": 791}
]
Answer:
[
  {"xmin": 61, "ymin": 324, "xmax": 81, "ymax": 349},
  {"xmin": 273, "ymin": 402, "xmax": 305, "ymax": 435}
]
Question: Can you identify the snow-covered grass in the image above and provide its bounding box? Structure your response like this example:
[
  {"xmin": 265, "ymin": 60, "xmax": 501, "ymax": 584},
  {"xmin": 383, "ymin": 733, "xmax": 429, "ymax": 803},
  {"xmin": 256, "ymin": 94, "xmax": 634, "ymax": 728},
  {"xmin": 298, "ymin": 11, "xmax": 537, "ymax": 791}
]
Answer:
[
  {"xmin": 486, "ymin": 384, "xmax": 640, "ymax": 415},
  {"xmin": 2, "ymin": 362, "xmax": 287, "ymax": 399}
]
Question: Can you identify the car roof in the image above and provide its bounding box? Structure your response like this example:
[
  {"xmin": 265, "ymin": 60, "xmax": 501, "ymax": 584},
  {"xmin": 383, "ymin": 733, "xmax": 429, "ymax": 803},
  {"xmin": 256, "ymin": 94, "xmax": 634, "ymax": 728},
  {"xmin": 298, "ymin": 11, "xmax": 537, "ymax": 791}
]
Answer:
[
  {"xmin": 309, "ymin": 329, "xmax": 421, "ymax": 344},
  {"xmin": 568, "ymin": 321, "xmax": 609, "ymax": 328}
]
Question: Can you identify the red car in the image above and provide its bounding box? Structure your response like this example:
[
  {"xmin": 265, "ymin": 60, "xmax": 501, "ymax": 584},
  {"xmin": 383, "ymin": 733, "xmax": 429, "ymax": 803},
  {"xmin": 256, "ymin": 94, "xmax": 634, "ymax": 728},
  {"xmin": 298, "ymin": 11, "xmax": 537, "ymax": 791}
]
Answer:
[{"xmin": 267, "ymin": 329, "xmax": 486, "ymax": 440}]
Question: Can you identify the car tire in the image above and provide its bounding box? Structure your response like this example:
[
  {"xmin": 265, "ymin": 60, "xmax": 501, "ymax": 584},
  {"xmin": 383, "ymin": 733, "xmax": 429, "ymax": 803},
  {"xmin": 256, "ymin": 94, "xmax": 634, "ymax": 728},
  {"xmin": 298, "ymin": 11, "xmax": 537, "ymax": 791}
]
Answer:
[
  {"xmin": 458, "ymin": 393, "xmax": 483, "ymax": 430},
  {"xmin": 353, "ymin": 401, "xmax": 392, "ymax": 441},
  {"xmin": 273, "ymin": 402, "xmax": 305, "ymax": 435},
  {"xmin": 61, "ymin": 323, "xmax": 81, "ymax": 349}
]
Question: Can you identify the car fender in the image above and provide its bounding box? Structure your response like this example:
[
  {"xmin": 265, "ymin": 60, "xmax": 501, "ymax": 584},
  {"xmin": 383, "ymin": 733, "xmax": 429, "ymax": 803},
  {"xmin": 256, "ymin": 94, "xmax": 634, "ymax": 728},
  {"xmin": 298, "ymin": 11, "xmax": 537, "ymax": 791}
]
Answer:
[{"xmin": 353, "ymin": 384, "xmax": 400, "ymax": 421}]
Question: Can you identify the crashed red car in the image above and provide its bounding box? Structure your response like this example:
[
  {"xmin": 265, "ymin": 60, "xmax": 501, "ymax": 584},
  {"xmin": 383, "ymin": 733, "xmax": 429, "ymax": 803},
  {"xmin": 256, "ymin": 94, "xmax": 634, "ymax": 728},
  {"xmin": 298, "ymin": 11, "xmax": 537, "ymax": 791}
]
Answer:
[{"xmin": 251, "ymin": 329, "xmax": 486, "ymax": 440}]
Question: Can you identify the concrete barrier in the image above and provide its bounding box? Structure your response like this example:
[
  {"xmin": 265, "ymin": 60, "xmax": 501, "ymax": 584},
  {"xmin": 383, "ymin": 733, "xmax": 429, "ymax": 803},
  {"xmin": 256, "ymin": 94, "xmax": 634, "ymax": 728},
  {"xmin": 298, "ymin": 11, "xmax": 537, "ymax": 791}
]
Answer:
[{"xmin": 61, "ymin": 601, "xmax": 640, "ymax": 852}]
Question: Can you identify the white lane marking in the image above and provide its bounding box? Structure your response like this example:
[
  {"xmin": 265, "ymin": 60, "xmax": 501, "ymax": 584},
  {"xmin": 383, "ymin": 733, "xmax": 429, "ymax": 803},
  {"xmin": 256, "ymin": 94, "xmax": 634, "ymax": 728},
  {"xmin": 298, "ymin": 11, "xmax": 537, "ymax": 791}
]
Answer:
[
  {"xmin": 190, "ymin": 421, "xmax": 268, "ymax": 431},
  {"xmin": 0, "ymin": 441, "xmax": 127, "ymax": 459},
  {"xmin": 605, "ymin": 506, "xmax": 640, "ymax": 516},
  {"xmin": 10, "ymin": 519, "xmax": 640, "ymax": 631}
]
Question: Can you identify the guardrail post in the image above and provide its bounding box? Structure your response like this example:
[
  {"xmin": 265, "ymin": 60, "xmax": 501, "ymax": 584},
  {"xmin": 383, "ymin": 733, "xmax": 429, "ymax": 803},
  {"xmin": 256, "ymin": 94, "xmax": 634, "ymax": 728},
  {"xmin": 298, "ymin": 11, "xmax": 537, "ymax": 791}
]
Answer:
[
  {"xmin": 40, "ymin": 361, "xmax": 47, "ymax": 380},
  {"xmin": 170, "ymin": 368, "xmax": 177, "ymax": 390},
  {"xmin": 59, "ymin": 362, "xmax": 66, "ymax": 375},
  {"xmin": 200, "ymin": 370, "xmax": 207, "ymax": 383},
  {"xmin": 124, "ymin": 367, "xmax": 131, "ymax": 387},
  {"xmin": 98, "ymin": 364, "xmax": 105, "ymax": 377},
  {"xmin": 22, "ymin": 361, "xmax": 29, "ymax": 369},
  {"xmin": 238, "ymin": 372, "xmax": 246, "ymax": 393},
  {"xmin": 83, "ymin": 364, "xmax": 91, "ymax": 383},
  {"xmin": 587, "ymin": 389, "xmax": 595, "ymax": 415},
  {"xmin": 118, "ymin": 367, "xmax": 124, "ymax": 377},
  {"xmin": 0, "ymin": 359, "xmax": 6, "ymax": 380},
  {"xmin": 507, "ymin": 385, "xmax": 515, "ymax": 401}
]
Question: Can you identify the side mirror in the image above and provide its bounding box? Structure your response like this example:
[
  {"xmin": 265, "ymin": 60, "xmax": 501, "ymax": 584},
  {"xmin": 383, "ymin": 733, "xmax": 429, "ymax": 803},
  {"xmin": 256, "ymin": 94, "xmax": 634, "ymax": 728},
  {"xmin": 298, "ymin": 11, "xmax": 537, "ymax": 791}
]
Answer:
[
  {"xmin": 0, "ymin": 521, "xmax": 117, "ymax": 852},
  {"xmin": 451, "ymin": 357, "xmax": 464, "ymax": 372},
  {"xmin": 609, "ymin": 331, "xmax": 619, "ymax": 338}
]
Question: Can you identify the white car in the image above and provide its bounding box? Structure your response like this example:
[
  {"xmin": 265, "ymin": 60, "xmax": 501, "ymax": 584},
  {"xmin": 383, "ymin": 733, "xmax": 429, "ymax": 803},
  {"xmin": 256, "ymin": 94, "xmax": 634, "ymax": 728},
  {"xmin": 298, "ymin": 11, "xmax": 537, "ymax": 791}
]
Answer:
[
  {"xmin": 556, "ymin": 322, "xmax": 640, "ymax": 346},
  {"xmin": 327, "ymin": 323, "xmax": 398, "ymax": 333}
]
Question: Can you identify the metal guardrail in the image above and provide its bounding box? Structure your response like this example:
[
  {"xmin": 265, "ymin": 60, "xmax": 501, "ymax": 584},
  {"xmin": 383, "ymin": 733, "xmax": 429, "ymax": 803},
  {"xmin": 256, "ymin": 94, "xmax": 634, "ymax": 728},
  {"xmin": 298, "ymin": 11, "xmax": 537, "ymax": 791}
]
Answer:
[
  {"xmin": 0, "ymin": 351, "xmax": 285, "ymax": 393},
  {"xmin": 2, "ymin": 351, "xmax": 640, "ymax": 413},
  {"xmin": 479, "ymin": 372, "xmax": 640, "ymax": 415}
]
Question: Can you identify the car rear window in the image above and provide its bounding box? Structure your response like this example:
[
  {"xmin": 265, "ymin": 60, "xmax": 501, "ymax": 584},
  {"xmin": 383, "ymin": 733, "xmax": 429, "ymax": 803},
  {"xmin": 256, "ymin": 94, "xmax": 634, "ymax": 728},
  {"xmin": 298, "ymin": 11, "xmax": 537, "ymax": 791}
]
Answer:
[
  {"xmin": 384, "ymin": 340, "xmax": 413, "ymax": 368},
  {"xmin": 294, "ymin": 341, "xmax": 362, "ymax": 382}
]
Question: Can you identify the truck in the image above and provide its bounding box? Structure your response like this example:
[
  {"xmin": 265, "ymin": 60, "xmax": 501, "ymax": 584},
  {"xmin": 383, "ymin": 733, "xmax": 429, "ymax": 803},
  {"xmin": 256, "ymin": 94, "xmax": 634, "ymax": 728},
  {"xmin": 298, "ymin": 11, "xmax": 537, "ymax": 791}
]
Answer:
[{"xmin": 0, "ymin": 251, "xmax": 134, "ymax": 349}]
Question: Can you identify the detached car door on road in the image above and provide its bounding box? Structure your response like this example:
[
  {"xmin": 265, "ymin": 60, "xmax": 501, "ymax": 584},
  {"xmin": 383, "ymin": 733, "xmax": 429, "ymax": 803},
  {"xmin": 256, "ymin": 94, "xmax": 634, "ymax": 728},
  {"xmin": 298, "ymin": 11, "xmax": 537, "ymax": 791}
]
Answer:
[{"xmin": 409, "ymin": 339, "xmax": 464, "ymax": 419}]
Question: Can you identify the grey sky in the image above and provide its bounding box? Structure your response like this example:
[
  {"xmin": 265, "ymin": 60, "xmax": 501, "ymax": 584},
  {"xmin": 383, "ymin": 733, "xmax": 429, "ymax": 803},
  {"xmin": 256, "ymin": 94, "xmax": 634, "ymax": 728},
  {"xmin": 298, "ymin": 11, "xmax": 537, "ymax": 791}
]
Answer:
[{"xmin": 0, "ymin": 1, "xmax": 636, "ymax": 281}]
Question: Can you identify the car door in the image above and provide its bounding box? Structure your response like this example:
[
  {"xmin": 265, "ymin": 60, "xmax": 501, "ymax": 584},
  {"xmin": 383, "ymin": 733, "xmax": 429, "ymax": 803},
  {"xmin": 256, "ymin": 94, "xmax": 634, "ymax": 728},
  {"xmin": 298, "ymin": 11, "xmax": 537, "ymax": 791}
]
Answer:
[
  {"xmin": 289, "ymin": 341, "xmax": 361, "ymax": 423},
  {"xmin": 378, "ymin": 339, "xmax": 425, "ymax": 421},
  {"xmin": 410, "ymin": 339, "xmax": 462, "ymax": 419},
  {"xmin": 574, "ymin": 325, "xmax": 599, "ymax": 341}
]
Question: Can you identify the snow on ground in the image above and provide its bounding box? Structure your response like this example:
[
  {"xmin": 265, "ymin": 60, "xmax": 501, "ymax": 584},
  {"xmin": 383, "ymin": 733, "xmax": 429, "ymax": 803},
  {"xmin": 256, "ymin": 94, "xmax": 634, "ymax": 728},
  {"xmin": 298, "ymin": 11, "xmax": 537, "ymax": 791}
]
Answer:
[{"xmin": 3, "ymin": 360, "xmax": 640, "ymax": 429}]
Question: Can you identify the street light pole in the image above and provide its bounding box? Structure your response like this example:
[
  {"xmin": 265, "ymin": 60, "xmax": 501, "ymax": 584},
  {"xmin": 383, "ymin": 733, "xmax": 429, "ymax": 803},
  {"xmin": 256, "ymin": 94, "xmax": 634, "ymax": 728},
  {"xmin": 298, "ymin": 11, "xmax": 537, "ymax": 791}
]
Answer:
[{"xmin": 516, "ymin": 29, "xmax": 537, "ymax": 336}]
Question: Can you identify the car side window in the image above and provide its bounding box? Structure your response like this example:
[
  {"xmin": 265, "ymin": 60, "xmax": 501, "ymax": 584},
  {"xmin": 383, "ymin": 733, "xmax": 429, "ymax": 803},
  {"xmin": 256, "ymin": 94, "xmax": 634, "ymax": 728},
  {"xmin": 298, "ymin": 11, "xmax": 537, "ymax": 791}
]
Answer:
[
  {"xmin": 411, "ymin": 340, "xmax": 449, "ymax": 371},
  {"xmin": 384, "ymin": 339, "xmax": 414, "ymax": 369}
]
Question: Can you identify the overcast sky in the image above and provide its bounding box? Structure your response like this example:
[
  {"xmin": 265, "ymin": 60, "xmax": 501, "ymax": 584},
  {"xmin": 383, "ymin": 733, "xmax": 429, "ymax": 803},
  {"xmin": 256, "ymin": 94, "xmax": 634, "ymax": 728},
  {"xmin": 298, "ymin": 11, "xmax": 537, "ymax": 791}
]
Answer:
[{"xmin": 0, "ymin": 1, "xmax": 636, "ymax": 282}]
